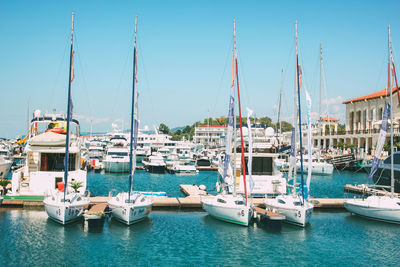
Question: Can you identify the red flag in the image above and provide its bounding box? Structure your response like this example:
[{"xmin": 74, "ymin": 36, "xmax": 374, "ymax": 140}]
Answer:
[
  {"xmin": 298, "ymin": 64, "xmax": 302, "ymax": 91},
  {"xmin": 70, "ymin": 50, "xmax": 75, "ymax": 83},
  {"xmin": 230, "ymin": 55, "xmax": 235, "ymax": 88}
]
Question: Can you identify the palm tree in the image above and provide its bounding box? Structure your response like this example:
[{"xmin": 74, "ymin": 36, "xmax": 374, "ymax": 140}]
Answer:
[
  {"xmin": 0, "ymin": 179, "xmax": 11, "ymax": 195},
  {"xmin": 69, "ymin": 181, "xmax": 83, "ymax": 193}
]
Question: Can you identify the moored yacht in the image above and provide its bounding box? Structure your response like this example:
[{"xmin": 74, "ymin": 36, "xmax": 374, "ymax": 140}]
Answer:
[
  {"xmin": 296, "ymin": 155, "xmax": 334, "ymax": 175},
  {"xmin": 142, "ymin": 153, "xmax": 166, "ymax": 173},
  {"xmin": 11, "ymin": 112, "xmax": 87, "ymax": 196},
  {"xmin": 103, "ymin": 147, "xmax": 130, "ymax": 173},
  {"xmin": 363, "ymin": 151, "xmax": 400, "ymax": 193},
  {"xmin": 219, "ymin": 150, "xmax": 286, "ymax": 197},
  {"xmin": 0, "ymin": 146, "xmax": 13, "ymax": 179}
]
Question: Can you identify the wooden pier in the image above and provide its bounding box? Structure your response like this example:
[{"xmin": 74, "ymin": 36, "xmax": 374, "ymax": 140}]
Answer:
[
  {"xmin": 255, "ymin": 206, "xmax": 285, "ymax": 221},
  {"xmin": 180, "ymin": 184, "xmax": 208, "ymax": 196},
  {"xmin": 344, "ymin": 184, "xmax": 399, "ymax": 197}
]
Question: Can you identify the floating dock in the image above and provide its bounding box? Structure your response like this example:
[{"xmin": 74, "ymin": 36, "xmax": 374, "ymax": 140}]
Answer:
[{"xmin": 1, "ymin": 184, "xmax": 348, "ymax": 210}]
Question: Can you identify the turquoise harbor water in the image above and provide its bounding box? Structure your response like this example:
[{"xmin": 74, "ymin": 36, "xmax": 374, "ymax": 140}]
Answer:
[
  {"xmin": 2, "ymin": 170, "xmax": 399, "ymax": 266},
  {"xmin": 86, "ymin": 169, "xmax": 369, "ymax": 198},
  {"xmin": 1, "ymin": 209, "xmax": 400, "ymax": 266}
]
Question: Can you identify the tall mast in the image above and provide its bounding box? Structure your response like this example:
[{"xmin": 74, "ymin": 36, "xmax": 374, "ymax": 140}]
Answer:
[
  {"xmin": 128, "ymin": 16, "xmax": 138, "ymax": 202},
  {"xmin": 232, "ymin": 19, "xmax": 237, "ymax": 197},
  {"xmin": 319, "ymin": 44, "xmax": 322, "ymax": 122},
  {"xmin": 296, "ymin": 21, "xmax": 305, "ymax": 204},
  {"xmin": 277, "ymin": 69, "xmax": 283, "ymax": 138},
  {"xmin": 388, "ymin": 25, "xmax": 394, "ymax": 197},
  {"xmin": 64, "ymin": 12, "xmax": 74, "ymax": 201},
  {"xmin": 234, "ymin": 20, "xmax": 248, "ymax": 205},
  {"xmin": 319, "ymin": 44, "xmax": 322, "ymax": 150}
]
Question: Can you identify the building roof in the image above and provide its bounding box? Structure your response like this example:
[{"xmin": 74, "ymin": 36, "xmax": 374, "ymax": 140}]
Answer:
[
  {"xmin": 196, "ymin": 125, "xmax": 226, "ymax": 128},
  {"xmin": 320, "ymin": 117, "xmax": 338, "ymax": 122},
  {"xmin": 343, "ymin": 87, "xmax": 400, "ymax": 104}
]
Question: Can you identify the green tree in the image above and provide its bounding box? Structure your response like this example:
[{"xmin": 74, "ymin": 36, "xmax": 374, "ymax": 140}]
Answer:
[
  {"xmin": 159, "ymin": 123, "xmax": 170, "ymax": 134},
  {"xmin": 280, "ymin": 121, "xmax": 293, "ymax": 132}
]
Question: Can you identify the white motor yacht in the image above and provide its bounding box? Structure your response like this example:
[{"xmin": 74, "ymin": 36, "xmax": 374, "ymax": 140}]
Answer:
[
  {"xmin": 142, "ymin": 153, "xmax": 166, "ymax": 173},
  {"xmin": 0, "ymin": 147, "xmax": 13, "ymax": 178},
  {"xmin": 220, "ymin": 152, "xmax": 287, "ymax": 197},
  {"xmin": 170, "ymin": 161, "xmax": 198, "ymax": 175},
  {"xmin": 11, "ymin": 113, "xmax": 87, "ymax": 196},
  {"xmin": 296, "ymin": 155, "xmax": 333, "ymax": 175},
  {"xmin": 103, "ymin": 147, "xmax": 130, "ymax": 173}
]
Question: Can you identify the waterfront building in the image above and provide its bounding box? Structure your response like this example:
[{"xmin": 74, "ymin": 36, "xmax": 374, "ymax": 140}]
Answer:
[
  {"xmin": 312, "ymin": 87, "xmax": 400, "ymax": 156},
  {"xmin": 193, "ymin": 125, "xmax": 227, "ymax": 148}
]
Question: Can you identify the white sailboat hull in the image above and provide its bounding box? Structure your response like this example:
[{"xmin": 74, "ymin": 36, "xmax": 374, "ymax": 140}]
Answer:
[
  {"xmin": 344, "ymin": 196, "xmax": 400, "ymax": 224},
  {"xmin": 108, "ymin": 193, "xmax": 152, "ymax": 225},
  {"xmin": 264, "ymin": 195, "xmax": 313, "ymax": 227},
  {"xmin": 43, "ymin": 192, "xmax": 90, "ymax": 225},
  {"xmin": 201, "ymin": 195, "xmax": 253, "ymax": 226}
]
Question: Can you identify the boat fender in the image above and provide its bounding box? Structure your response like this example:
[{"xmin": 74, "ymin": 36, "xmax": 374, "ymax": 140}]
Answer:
[
  {"xmin": 216, "ymin": 182, "xmax": 220, "ymax": 193},
  {"xmin": 199, "ymin": 184, "xmax": 206, "ymax": 191}
]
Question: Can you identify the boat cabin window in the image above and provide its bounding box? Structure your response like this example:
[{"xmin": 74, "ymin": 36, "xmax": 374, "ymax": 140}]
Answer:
[
  {"xmin": 217, "ymin": 198, "xmax": 226, "ymax": 204},
  {"xmin": 40, "ymin": 153, "xmax": 76, "ymax": 171},
  {"xmin": 234, "ymin": 200, "xmax": 244, "ymax": 205},
  {"xmin": 293, "ymin": 201, "xmax": 302, "ymax": 206},
  {"xmin": 108, "ymin": 152, "xmax": 128, "ymax": 157},
  {"xmin": 244, "ymin": 157, "xmax": 273, "ymax": 175},
  {"xmin": 278, "ymin": 199, "xmax": 286, "ymax": 204}
]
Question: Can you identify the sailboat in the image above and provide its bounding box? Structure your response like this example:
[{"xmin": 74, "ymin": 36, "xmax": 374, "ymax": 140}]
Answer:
[
  {"xmin": 107, "ymin": 16, "xmax": 153, "ymax": 225},
  {"xmin": 201, "ymin": 19, "xmax": 254, "ymax": 226},
  {"xmin": 264, "ymin": 22, "xmax": 313, "ymax": 227},
  {"xmin": 43, "ymin": 13, "xmax": 90, "ymax": 225},
  {"xmin": 344, "ymin": 26, "xmax": 400, "ymax": 224}
]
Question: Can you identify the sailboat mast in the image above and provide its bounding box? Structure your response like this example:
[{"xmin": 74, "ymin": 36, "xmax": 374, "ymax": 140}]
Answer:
[
  {"xmin": 64, "ymin": 12, "xmax": 75, "ymax": 201},
  {"xmin": 277, "ymin": 69, "xmax": 283, "ymax": 137},
  {"xmin": 232, "ymin": 20, "xmax": 237, "ymax": 197},
  {"xmin": 295, "ymin": 21, "xmax": 305, "ymax": 204},
  {"xmin": 319, "ymin": 44, "xmax": 322, "ymax": 150},
  {"xmin": 319, "ymin": 44, "xmax": 322, "ymax": 122},
  {"xmin": 233, "ymin": 20, "xmax": 248, "ymax": 205},
  {"xmin": 128, "ymin": 16, "xmax": 138, "ymax": 202},
  {"xmin": 388, "ymin": 25, "xmax": 394, "ymax": 197}
]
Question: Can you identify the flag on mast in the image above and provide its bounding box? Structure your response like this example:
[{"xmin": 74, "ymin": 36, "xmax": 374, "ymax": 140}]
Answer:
[
  {"xmin": 369, "ymin": 101, "xmax": 390, "ymax": 181},
  {"xmin": 70, "ymin": 50, "xmax": 75, "ymax": 83},
  {"xmin": 246, "ymin": 107, "xmax": 255, "ymax": 193}
]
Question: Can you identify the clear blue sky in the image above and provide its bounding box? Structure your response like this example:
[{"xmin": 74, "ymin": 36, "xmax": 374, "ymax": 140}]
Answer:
[{"xmin": 1, "ymin": 0, "xmax": 400, "ymax": 138}]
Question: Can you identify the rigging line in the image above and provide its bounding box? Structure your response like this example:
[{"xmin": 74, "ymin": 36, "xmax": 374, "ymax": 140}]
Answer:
[
  {"xmin": 211, "ymin": 38, "xmax": 233, "ymax": 118},
  {"xmin": 137, "ymin": 34, "xmax": 156, "ymax": 126},
  {"xmin": 74, "ymin": 33, "xmax": 93, "ymax": 119},
  {"xmin": 110, "ymin": 32, "xmax": 134, "ymax": 117},
  {"xmin": 374, "ymin": 51, "xmax": 387, "ymax": 95},
  {"xmin": 236, "ymin": 51, "xmax": 251, "ymax": 112},
  {"xmin": 50, "ymin": 37, "xmax": 69, "ymax": 110}
]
